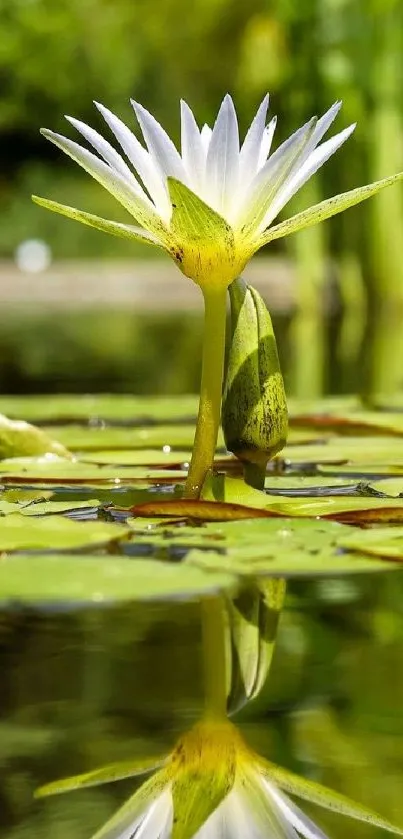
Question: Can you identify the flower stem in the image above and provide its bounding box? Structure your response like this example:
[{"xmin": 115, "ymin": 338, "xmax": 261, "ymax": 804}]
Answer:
[
  {"xmin": 184, "ymin": 286, "xmax": 227, "ymax": 499},
  {"xmin": 201, "ymin": 596, "xmax": 228, "ymax": 720}
]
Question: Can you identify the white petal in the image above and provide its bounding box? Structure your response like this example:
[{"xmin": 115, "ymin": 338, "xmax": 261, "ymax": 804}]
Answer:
[
  {"xmin": 91, "ymin": 778, "xmax": 171, "ymax": 839},
  {"xmin": 196, "ymin": 789, "xmax": 263, "ymax": 839},
  {"xmin": 94, "ymin": 101, "xmax": 170, "ymax": 220},
  {"xmin": 238, "ymin": 94, "xmax": 270, "ymax": 183},
  {"xmin": 180, "ymin": 100, "xmax": 206, "ymax": 192},
  {"xmin": 193, "ymin": 799, "xmax": 227, "ymax": 839},
  {"xmin": 65, "ymin": 116, "xmax": 136, "ymax": 182},
  {"xmin": 258, "ymin": 101, "xmax": 343, "ymax": 229},
  {"xmin": 260, "ymin": 123, "xmax": 356, "ymax": 230},
  {"xmin": 132, "ymin": 789, "xmax": 173, "ymax": 839},
  {"xmin": 40, "ymin": 129, "xmax": 167, "ymax": 238},
  {"xmin": 205, "ymin": 94, "xmax": 240, "ymax": 215},
  {"xmin": 234, "ymin": 117, "xmax": 317, "ymax": 231},
  {"xmin": 267, "ymin": 783, "xmax": 330, "ymax": 839},
  {"xmin": 306, "ymin": 101, "xmax": 343, "ymax": 156},
  {"xmin": 258, "ymin": 117, "xmax": 277, "ymax": 169},
  {"xmin": 131, "ymin": 100, "xmax": 189, "ymax": 184},
  {"xmin": 201, "ymin": 123, "xmax": 213, "ymax": 154},
  {"xmin": 290, "ymin": 102, "xmax": 342, "ymax": 175}
]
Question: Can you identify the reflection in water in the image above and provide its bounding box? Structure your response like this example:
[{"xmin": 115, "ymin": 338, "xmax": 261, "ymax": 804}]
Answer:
[{"xmin": 1, "ymin": 577, "xmax": 403, "ymax": 838}]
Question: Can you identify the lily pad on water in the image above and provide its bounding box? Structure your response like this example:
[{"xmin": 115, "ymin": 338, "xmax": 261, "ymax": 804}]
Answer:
[
  {"xmin": 0, "ymin": 395, "xmax": 199, "ymax": 424},
  {"xmin": 45, "ymin": 424, "xmax": 215, "ymax": 452},
  {"xmin": 0, "ymin": 456, "xmax": 186, "ymax": 486},
  {"xmin": 0, "ymin": 414, "xmax": 71, "ymax": 459},
  {"xmin": 0, "ymin": 514, "xmax": 130, "ymax": 551},
  {"xmin": 367, "ymin": 478, "xmax": 403, "ymax": 497},
  {"xmin": 0, "ymin": 555, "xmax": 236, "ymax": 605},
  {"xmin": 0, "ymin": 395, "xmax": 401, "ymax": 591},
  {"xmin": 337, "ymin": 527, "xmax": 403, "ymax": 561},
  {"xmin": 198, "ymin": 475, "xmax": 403, "ymax": 524},
  {"xmin": 279, "ymin": 437, "xmax": 403, "ymax": 468},
  {"xmin": 126, "ymin": 517, "xmax": 399, "ymax": 578},
  {"xmin": 81, "ymin": 449, "xmax": 192, "ymax": 466}
]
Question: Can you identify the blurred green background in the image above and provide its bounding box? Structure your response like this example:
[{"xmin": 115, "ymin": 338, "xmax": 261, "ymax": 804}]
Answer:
[{"xmin": 1, "ymin": 0, "xmax": 403, "ymax": 397}]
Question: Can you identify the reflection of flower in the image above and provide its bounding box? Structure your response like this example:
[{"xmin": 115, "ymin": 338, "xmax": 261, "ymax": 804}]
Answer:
[
  {"xmin": 36, "ymin": 718, "xmax": 403, "ymax": 839},
  {"xmin": 33, "ymin": 96, "xmax": 402, "ymax": 291}
]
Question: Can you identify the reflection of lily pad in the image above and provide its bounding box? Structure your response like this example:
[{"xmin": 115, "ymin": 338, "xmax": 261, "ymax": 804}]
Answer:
[
  {"xmin": 0, "ymin": 555, "xmax": 236, "ymax": 605},
  {"xmin": 0, "ymin": 514, "xmax": 130, "ymax": 551}
]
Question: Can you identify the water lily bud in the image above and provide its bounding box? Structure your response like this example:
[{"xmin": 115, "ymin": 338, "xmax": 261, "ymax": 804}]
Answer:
[
  {"xmin": 226, "ymin": 578, "xmax": 286, "ymax": 714},
  {"xmin": 222, "ymin": 277, "xmax": 288, "ymax": 485}
]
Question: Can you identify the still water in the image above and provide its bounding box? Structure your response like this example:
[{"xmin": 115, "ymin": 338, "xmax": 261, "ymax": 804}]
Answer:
[{"xmin": 2, "ymin": 574, "xmax": 403, "ymax": 838}]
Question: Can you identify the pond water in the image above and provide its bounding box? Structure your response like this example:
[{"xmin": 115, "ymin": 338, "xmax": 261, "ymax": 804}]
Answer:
[{"xmin": 0, "ymin": 393, "xmax": 403, "ymax": 838}]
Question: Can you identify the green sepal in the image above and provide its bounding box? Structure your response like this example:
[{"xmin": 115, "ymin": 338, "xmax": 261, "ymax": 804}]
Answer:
[
  {"xmin": 32, "ymin": 196, "xmax": 163, "ymax": 248},
  {"xmin": 222, "ymin": 278, "xmax": 288, "ymax": 481},
  {"xmin": 35, "ymin": 754, "xmax": 168, "ymax": 798},
  {"xmin": 260, "ymin": 759, "xmax": 403, "ymax": 835},
  {"xmin": 258, "ymin": 170, "xmax": 403, "ymax": 247},
  {"xmin": 167, "ymin": 179, "xmax": 245, "ymax": 288},
  {"xmin": 170, "ymin": 722, "xmax": 237, "ymax": 839}
]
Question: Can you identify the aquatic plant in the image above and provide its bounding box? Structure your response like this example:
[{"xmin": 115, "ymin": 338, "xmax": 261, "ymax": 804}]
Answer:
[{"xmin": 33, "ymin": 95, "xmax": 403, "ymax": 499}]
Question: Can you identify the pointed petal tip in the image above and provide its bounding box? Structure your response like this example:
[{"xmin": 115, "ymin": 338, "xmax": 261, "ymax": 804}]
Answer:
[
  {"xmin": 130, "ymin": 98, "xmax": 143, "ymax": 114},
  {"xmin": 93, "ymin": 100, "xmax": 109, "ymax": 113}
]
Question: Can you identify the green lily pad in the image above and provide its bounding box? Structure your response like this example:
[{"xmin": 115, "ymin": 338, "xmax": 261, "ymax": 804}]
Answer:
[
  {"xmin": 20, "ymin": 499, "xmax": 100, "ymax": 517},
  {"xmin": 337, "ymin": 527, "xmax": 403, "ymax": 561},
  {"xmin": 0, "ymin": 414, "xmax": 71, "ymax": 460},
  {"xmin": 0, "ymin": 513, "xmax": 130, "ymax": 551},
  {"xmin": 0, "ymin": 456, "xmax": 186, "ymax": 485},
  {"xmin": 0, "ymin": 555, "xmax": 236, "ymax": 605},
  {"xmin": 280, "ymin": 437, "xmax": 403, "ymax": 467},
  {"xmin": 81, "ymin": 449, "xmax": 192, "ymax": 466},
  {"xmin": 126, "ymin": 517, "xmax": 399, "ymax": 578},
  {"xmin": 369, "ymin": 478, "xmax": 403, "ymax": 496},
  {"xmin": 201, "ymin": 474, "xmax": 403, "ymax": 524},
  {"xmin": 46, "ymin": 424, "xmax": 219, "ymax": 452},
  {"xmin": 0, "ymin": 395, "xmax": 199, "ymax": 424}
]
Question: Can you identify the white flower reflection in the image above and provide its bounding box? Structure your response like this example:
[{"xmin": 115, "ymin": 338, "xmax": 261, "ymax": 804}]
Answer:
[{"xmin": 36, "ymin": 719, "xmax": 403, "ymax": 839}]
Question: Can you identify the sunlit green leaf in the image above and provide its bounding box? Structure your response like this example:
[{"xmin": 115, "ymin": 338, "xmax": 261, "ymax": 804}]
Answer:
[
  {"xmin": 0, "ymin": 513, "xmax": 129, "ymax": 551},
  {"xmin": 0, "ymin": 414, "xmax": 71, "ymax": 460},
  {"xmin": 0, "ymin": 555, "xmax": 236, "ymax": 605},
  {"xmin": 337, "ymin": 527, "xmax": 403, "ymax": 561}
]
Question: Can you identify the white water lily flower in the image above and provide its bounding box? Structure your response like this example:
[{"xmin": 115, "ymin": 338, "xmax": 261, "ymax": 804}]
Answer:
[
  {"xmin": 35, "ymin": 719, "xmax": 403, "ymax": 839},
  {"xmin": 34, "ymin": 95, "xmax": 403, "ymax": 290}
]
